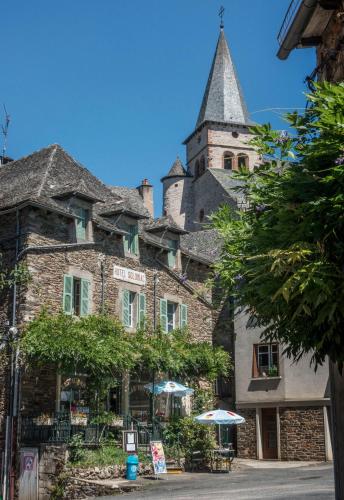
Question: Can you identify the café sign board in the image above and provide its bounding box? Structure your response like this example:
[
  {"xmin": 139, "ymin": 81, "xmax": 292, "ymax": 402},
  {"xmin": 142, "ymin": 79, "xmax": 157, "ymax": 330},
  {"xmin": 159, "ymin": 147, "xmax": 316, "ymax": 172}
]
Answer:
[{"xmin": 113, "ymin": 265, "xmax": 146, "ymax": 286}]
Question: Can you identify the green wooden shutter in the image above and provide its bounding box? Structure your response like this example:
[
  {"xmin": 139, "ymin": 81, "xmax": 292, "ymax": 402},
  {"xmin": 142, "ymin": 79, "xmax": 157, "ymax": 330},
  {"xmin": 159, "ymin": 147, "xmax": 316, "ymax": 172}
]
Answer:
[
  {"xmin": 63, "ymin": 275, "xmax": 73, "ymax": 315},
  {"xmin": 80, "ymin": 279, "xmax": 90, "ymax": 317},
  {"xmin": 180, "ymin": 304, "xmax": 188, "ymax": 328},
  {"xmin": 132, "ymin": 224, "xmax": 139, "ymax": 255},
  {"xmin": 122, "ymin": 290, "xmax": 130, "ymax": 327},
  {"xmin": 123, "ymin": 224, "xmax": 130, "ymax": 254},
  {"xmin": 160, "ymin": 298, "xmax": 168, "ymax": 333},
  {"xmin": 167, "ymin": 240, "xmax": 177, "ymax": 268},
  {"xmin": 75, "ymin": 208, "xmax": 87, "ymax": 240},
  {"xmin": 137, "ymin": 293, "xmax": 146, "ymax": 326}
]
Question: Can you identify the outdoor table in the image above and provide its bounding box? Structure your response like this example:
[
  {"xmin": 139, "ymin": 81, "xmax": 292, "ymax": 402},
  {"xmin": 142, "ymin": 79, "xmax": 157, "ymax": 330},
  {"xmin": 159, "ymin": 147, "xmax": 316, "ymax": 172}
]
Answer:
[{"xmin": 210, "ymin": 446, "xmax": 234, "ymax": 472}]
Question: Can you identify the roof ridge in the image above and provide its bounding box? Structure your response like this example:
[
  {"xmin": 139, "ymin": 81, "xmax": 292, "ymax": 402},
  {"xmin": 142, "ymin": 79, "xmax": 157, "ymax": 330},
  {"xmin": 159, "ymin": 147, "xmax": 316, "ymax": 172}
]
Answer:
[{"xmin": 0, "ymin": 144, "xmax": 59, "ymax": 171}]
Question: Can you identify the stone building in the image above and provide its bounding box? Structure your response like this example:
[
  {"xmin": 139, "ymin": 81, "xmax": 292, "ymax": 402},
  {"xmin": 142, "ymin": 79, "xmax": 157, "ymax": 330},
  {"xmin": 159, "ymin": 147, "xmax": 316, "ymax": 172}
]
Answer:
[
  {"xmin": 162, "ymin": 25, "xmax": 332, "ymax": 461},
  {"xmin": 277, "ymin": 0, "xmax": 344, "ymax": 82},
  {"xmin": 0, "ymin": 143, "xmax": 232, "ymax": 489}
]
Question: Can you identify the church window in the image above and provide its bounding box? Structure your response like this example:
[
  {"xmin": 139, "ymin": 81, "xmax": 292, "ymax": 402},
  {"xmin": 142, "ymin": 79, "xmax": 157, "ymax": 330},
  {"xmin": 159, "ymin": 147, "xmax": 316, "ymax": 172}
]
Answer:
[
  {"xmin": 238, "ymin": 153, "xmax": 249, "ymax": 169},
  {"xmin": 197, "ymin": 135, "xmax": 201, "ymax": 144},
  {"xmin": 199, "ymin": 209, "xmax": 205, "ymax": 222},
  {"xmin": 223, "ymin": 151, "xmax": 234, "ymax": 170},
  {"xmin": 175, "ymin": 183, "xmax": 178, "ymax": 188},
  {"xmin": 232, "ymin": 131, "xmax": 239, "ymax": 138}
]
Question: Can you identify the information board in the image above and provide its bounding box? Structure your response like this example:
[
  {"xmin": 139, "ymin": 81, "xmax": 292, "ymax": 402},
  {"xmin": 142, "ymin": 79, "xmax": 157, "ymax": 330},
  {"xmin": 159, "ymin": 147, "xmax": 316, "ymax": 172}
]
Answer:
[
  {"xmin": 122, "ymin": 430, "xmax": 138, "ymax": 453},
  {"xmin": 150, "ymin": 441, "xmax": 167, "ymax": 474}
]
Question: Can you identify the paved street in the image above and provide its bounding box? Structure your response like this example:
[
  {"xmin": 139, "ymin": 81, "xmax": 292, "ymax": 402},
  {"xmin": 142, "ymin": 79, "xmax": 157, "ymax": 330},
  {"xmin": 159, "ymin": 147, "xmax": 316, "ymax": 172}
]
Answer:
[{"xmin": 99, "ymin": 463, "xmax": 335, "ymax": 500}]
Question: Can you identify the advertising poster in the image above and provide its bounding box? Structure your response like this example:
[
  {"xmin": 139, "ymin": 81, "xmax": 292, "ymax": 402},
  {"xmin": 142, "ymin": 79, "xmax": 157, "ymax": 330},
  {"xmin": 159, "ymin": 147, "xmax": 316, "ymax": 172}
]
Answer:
[{"xmin": 150, "ymin": 441, "xmax": 167, "ymax": 474}]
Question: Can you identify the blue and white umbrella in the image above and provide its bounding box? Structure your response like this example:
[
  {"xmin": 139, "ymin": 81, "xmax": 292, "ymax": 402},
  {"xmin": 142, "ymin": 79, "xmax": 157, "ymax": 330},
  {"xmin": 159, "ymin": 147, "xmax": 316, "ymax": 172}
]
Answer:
[
  {"xmin": 195, "ymin": 409, "xmax": 245, "ymax": 425},
  {"xmin": 195, "ymin": 409, "xmax": 245, "ymax": 448},
  {"xmin": 144, "ymin": 380, "xmax": 194, "ymax": 397}
]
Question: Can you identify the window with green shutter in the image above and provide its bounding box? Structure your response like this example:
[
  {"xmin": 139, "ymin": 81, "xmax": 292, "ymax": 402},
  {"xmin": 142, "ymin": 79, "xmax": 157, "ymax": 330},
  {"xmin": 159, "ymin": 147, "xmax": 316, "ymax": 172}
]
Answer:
[
  {"xmin": 75, "ymin": 207, "xmax": 89, "ymax": 241},
  {"xmin": 160, "ymin": 298, "xmax": 168, "ymax": 333},
  {"xmin": 180, "ymin": 303, "xmax": 188, "ymax": 328},
  {"xmin": 122, "ymin": 290, "xmax": 136, "ymax": 327},
  {"xmin": 124, "ymin": 223, "xmax": 139, "ymax": 255},
  {"xmin": 63, "ymin": 275, "xmax": 73, "ymax": 314},
  {"xmin": 63, "ymin": 275, "xmax": 91, "ymax": 316},
  {"xmin": 80, "ymin": 279, "xmax": 90, "ymax": 316},
  {"xmin": 137, "ymin": 293, "xmax": 146, "ymax": 326}
]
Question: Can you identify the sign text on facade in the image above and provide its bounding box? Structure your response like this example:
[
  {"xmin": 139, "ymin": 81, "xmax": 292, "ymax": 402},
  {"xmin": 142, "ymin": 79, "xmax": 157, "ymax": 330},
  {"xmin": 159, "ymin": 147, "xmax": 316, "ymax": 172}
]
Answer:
[{"xmin": 113, "ymin": 265, "xmax": 146, "ymax": 286}]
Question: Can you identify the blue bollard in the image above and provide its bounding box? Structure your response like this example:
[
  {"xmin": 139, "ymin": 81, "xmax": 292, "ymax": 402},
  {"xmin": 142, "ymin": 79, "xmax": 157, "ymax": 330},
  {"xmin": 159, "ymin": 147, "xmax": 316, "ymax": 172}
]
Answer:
[{"xmin": 126, "ymin": 454, "xmax": 139, "ymax": 480}]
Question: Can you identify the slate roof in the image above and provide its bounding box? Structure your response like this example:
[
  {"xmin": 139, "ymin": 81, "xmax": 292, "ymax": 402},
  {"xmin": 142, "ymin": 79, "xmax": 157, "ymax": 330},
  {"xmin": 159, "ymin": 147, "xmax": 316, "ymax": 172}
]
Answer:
[
  {"xmin": 181, "ymin": 229, "xmax": 223, "ymax": 263},
  {"xmin": 208, "ymin": 168, "xmax": 245, "ymax": 205},
  {"xmin": 161, "ymin": 157, "xmax": 189, "ymax": 181},
  {"xmin": 102, "ymin": 186, "xmax": 150, "ymax": 218},
  {"xmin": 196, "ymin": 29, "xmax": 252, "ymax": 128},
  {"xmin": 143, "ymin": 216, "xmax": 188, "ymax": 235}
]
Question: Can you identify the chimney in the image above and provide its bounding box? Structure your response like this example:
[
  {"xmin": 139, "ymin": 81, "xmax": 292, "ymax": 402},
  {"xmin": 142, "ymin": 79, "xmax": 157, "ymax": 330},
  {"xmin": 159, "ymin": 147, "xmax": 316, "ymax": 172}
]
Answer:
[{"xmin": 137, "ymin": 179, "xmax": 154, "ymax": 218}]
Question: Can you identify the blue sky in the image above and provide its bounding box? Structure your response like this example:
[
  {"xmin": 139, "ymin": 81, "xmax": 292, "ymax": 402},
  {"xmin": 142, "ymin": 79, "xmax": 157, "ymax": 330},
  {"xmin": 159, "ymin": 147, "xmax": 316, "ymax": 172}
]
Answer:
[{"xmin": 2, "ymin": 0, "xmax": 315, "ymax": 213}]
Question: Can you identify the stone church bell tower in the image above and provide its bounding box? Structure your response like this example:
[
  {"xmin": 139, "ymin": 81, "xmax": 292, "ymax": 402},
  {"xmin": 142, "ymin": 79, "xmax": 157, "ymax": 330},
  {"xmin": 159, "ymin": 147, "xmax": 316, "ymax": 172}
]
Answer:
[{"xmin": 162, "ymin": 24, "xmax": 259, "ymax": 231}]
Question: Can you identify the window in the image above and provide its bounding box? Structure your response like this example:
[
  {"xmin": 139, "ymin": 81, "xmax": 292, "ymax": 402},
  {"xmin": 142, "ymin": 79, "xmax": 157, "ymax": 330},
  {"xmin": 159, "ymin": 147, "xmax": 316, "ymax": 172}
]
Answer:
[
  {"xmin": 124, "ymin": 223, "xmax": 139, "ymax": 256},
  {"xmin": 167, "ymin": 240, "xmax": 178, "ymax": 269},
  {"xmin": 223, "ymin": 151, "xmax": 234, "ymax": 170},
  {"xmin": 167, "ymin": 302, "xmax": 177, "ymax": 332},
  {"xmin": 160, "ymin": 299, "xmax": 187, "ymax": 333},
  {"xmin": 199, "ymin": 209, "xmax": 205, "ymax": 222},
  {"xmin": 237, "ymin": 154, "xmax": 249, "ymax": 169},
  {"xmin": 63, "ymin": 275, "xmax": 90, "ymax": 316},
  {"xmin": 253, "ymin": 344, "xmax": 279, "ymax": 378},
  {"xmin": 122, "ymin": 290, "xmax": 146, "ymax": 328},
  {"xmin": 74, "ymin": 207, "xmax": 89, "ymax": 241}
]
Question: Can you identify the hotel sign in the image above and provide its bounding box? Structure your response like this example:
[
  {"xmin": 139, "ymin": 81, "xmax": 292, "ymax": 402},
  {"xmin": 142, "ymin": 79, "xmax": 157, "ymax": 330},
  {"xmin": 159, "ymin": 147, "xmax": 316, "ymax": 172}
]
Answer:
[{"xmin": 113, "ymin": 265, "xmax": 146, "ymax": 286}]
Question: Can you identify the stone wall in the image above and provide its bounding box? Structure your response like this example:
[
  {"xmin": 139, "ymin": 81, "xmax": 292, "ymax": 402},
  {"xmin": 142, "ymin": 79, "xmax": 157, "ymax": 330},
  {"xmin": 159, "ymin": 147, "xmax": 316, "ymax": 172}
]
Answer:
[
  {"xmin": 38, "ymin": 444, "xmax": 67, "ymax": 500},
  {"xmin": 236, "ymin": 408, "xmax": 256, "ymax": 459},
  {"xmin": 279, "ymin": 406, "xmax": 326, "ymax": 461}
]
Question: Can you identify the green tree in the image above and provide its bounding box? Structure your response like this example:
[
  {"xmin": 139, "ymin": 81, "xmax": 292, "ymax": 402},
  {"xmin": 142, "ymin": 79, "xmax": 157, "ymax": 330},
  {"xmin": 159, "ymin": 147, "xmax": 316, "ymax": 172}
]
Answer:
[{"xmin": 212, "ymin": 82, "xmax": 344, "ymax": 496}]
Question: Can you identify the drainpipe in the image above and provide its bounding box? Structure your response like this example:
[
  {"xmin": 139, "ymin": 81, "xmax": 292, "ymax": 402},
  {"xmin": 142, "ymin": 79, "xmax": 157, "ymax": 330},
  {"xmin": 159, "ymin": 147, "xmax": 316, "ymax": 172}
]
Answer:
[
  {"xmin": 2, "ymin": 208, "xmax": 20, "ymax": 500},
  {"xmin": 151, "ymin": 271, "xmax": 159, "ymax": 437}
]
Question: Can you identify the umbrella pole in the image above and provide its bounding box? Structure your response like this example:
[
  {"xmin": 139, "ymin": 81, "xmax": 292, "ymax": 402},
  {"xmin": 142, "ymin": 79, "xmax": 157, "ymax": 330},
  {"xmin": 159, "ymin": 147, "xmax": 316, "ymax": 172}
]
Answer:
[{"xmin": 218, "ymin": 424, "xmax": 221, "ymax": 448}]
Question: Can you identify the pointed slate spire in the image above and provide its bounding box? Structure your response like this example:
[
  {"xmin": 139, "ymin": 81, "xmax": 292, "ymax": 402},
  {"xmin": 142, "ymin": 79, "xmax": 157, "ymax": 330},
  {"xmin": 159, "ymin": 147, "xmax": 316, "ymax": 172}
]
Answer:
[
  {"xmin": 196, "ymin": 29, "xmax": 251, "ymax": 127},
  {"xmin": 161, "ymin": 156, "xmax": 187, "ymax": 181}
]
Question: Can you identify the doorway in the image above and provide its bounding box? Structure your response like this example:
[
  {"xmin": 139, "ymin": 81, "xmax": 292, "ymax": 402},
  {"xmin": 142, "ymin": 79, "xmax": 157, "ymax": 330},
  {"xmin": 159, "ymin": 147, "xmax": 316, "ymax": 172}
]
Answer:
[{"xmin": 261, "ymin": 408, "xmax": 278, "ymax": 459}]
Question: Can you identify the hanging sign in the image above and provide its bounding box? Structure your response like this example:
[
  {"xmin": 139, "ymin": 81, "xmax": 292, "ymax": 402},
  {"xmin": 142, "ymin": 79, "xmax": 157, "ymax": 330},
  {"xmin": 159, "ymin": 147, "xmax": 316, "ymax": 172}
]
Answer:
[
  {"xmin": 150, "ymin": 441, "xmax": 167, "ymax": 474},
  {"xmin": 113, "ymin": 265, "xmax": 146, "ymax": 285}
]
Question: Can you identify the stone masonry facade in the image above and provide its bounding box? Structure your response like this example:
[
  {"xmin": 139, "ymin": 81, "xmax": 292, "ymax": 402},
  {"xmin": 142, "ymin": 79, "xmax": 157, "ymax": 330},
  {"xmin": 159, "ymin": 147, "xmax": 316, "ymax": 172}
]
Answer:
[
  {"xmin": 279, "ymin": 406, "xmax": 326, "ymax": 461},
  {"xmin": 236, "ymin": 408, "xmax": 257, "ymax": 459},
  {"xmin": 2, "ymin": 207, "xmax": 217, "ymax": 417}
]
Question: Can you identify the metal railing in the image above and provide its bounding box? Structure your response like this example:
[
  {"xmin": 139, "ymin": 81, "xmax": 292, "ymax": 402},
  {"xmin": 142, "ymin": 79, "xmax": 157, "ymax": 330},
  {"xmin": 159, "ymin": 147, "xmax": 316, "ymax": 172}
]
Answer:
[
  {"xmin": 20, "ymin": 412, "xmax": 164, "ymax": 449},
  {"xmin": 277, "ymin": 0, "xmax": 303, "ymax": 45},
  {"xmin": 20, "ymin": 412, "xmax": 121, "ymax": 445}
]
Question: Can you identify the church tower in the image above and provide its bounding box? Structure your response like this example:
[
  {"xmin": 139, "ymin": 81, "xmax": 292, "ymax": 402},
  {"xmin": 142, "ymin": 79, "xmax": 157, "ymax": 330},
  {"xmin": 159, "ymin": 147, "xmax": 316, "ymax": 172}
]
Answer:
[{"xmin": 162, "ymin": 23, "xmax": 259, "ymax": 231}]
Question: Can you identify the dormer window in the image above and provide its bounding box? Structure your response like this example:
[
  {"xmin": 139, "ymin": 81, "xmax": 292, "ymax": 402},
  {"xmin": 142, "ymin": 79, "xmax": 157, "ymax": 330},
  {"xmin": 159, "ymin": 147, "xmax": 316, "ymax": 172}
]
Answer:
[
  {"xmin": 74, "ymin": 206, "xmax": 90, "ymax": 241},
  {"xmin": 124, "ymin": 222, "xmax": 139, "ymax": 256},
  {"xmin": 167, "ymin": 239, "xmax": 178, "ymax": 269}
]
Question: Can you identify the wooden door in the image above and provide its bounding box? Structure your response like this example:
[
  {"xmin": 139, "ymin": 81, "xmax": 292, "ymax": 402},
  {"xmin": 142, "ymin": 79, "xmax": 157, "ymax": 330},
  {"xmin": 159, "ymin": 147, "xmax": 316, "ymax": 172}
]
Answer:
[
  {"xmin": 19, "ymin": 448, "xmax": 38, "ymax": 500},
  {"xmin": 262, "ymin": 408, "xmax": 278, "ymax": 459}
]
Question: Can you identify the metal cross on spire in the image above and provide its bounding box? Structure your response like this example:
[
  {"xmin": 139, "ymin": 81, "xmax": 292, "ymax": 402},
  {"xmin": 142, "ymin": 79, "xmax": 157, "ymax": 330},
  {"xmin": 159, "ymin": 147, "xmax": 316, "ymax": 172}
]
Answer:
[{"xmin": 219, "ymin": 6, "xmax": 225, "ymax": 29}]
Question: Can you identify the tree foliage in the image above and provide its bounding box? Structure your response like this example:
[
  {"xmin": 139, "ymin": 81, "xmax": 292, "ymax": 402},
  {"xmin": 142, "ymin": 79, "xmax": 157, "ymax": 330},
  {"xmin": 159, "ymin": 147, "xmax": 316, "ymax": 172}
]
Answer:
[
  {"xmin": 212, "ymin": 82, "xmax": 344, "ymax": 367},
  {"xmin": 0, "ymin": 252, "xmax": 31, "ymax": 291},
  {"xmin": 21, "ymin": 311, "xmax": 231, "ymax": 383}
]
